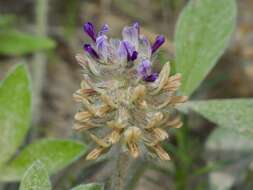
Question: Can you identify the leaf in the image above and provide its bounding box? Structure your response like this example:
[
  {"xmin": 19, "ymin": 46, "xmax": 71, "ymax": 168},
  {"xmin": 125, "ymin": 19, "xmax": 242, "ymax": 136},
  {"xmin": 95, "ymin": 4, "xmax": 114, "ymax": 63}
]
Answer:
[
  {"xmin": 182, "ymin": 99, "xmax": 253, "ymax": 138},
  {"xmin": 0, "ymin": 139, "xmax": 87, "ymax": 182},
  {"xmin": 0, "ymin": 15, "xmax": 15, "ymax": 28},
  {"xmin": 175, "ymin": 0, "xmax": 237, "ymax": 96},
  {"xmin": 20, "ymin": 161, "xmax": 52, "ymax": 190},
  {"xmin": 0, "ymin": 30, "xmax": 55, "ymax": 56},
  {"xmin": 71, "ymin": 183, "xmax": 104, "ymax": 190},
  {"xmin": 206, "ymin": 127, "xmax": 253, "ymax": 190},
  {"xmin": 0, "ymin": 64, "xmax": 31, "ymax": 168}
]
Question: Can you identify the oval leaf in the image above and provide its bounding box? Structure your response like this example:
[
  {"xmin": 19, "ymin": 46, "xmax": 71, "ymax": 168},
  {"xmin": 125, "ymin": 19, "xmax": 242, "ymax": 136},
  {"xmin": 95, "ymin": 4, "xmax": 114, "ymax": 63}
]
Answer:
[
  {"xmin": 0, "ymin": 30, "xmax": 55, "ymax": 56},
  {"xmin": 184, "ymin": 99, "xmax": 253, "ymax": 138},
  {"xmin": 0, "ymin": 139, "xmax": 86, "ymax": 182},
  {"xmin": 71, "ymin": 183, "xmax": 104, "ymax": 190},
  {"xmin": 20, "ymin": 161, "xmax": 52, "ymax": 190},
  {"xmin": 0, "ymin": 64, "xmax": 31, "ymax": 167},
  {"xmin": 175, "ymin": 0, "xmax": 237, "ymax": 96}
]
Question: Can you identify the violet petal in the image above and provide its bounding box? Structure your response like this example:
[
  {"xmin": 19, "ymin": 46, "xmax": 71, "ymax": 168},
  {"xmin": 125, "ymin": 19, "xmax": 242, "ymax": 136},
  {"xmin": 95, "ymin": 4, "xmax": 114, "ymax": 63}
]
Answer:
[
  {"xmin": 83, "ymin": 22, "xmax": 97, "ymax": 42},
  {"xmin": 123, "ymin": 40, "xmax": 136, "ymax": 61},
  {"xmin": 122, "ymin": 25, "xmax": 139, "ymax": 48},
  {"xmin": 117, "ymin": 41, "xmax": 128, "ymax": 63},
  {"xmin": 96, "ymin": 35, "xmax": 108, "ymax": 61},
  {"xmin": 151, "ymin": 35, "xmax": 165, "ymax": 54},
  {"xmin": 98, "ymin": 24, "xmax": 109, "ymax": 36},
  {"xmin": 83, "ymin": 44, "xmax": 99, "ymax": 59},
  {"xmin": 144, "ymin": 72, "xmax": 158, "ymax": 82},
  {"xmin": 133, "ymin": 22, "xmax": 140, "ymax": 35},
  {"xmin": 137, "ymin": 59, "xmax": 152, "ymax": 77},
  {"xmin": 131, "ymin": 51, "xmax": 138, "ymax": 61}
]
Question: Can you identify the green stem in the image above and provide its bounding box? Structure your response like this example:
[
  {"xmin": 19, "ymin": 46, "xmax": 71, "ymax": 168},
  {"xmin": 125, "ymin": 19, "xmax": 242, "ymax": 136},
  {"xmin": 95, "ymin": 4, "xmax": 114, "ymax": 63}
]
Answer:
[
  {"xmin": 125, "ymin": 160, "xmax": 147, "ymax": 190},
  {"xmin": 31, "ymin": 0, "xmax": 48, "ymax": 136},
  {"xmin": 111, "ymin": 152, "xmax": 130, "ymax": 190}
]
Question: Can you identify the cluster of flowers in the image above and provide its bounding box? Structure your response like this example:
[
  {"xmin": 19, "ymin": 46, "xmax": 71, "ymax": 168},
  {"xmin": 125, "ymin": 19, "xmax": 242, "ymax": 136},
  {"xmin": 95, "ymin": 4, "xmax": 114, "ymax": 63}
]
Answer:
[
  {"xmin": 74, "ymin": 22, "xmax": 187, "ymax": 160},
  {"xmin": 83, "ymin": 22, "xmax": 165, "ymax": 82}
]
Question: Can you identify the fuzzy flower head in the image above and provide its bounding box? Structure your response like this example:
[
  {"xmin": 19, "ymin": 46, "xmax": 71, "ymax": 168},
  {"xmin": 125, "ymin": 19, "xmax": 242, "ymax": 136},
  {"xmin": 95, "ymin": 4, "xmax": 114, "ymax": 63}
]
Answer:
[{"xmin": 74, "ymin": 22, "xmax": 188, "ymax": 160}]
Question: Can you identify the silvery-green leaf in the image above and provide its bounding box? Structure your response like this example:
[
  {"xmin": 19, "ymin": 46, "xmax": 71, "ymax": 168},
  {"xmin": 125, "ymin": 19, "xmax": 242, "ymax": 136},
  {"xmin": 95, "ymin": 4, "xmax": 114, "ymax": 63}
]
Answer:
[
  {"xmin": 175, "ymin": 0, "xmax": 237, "ymax": 96},
  {"xmin": 0, "ymin": 64, "xmax": 31, "ymax": 168},
  {"xmin": 181, "ymin": 99, "xmax": 253, "ymax": 138},
  {"xmin": 0, "ymin": 139, "xmax": 86, "ymax": 182},
  {"xmin": 20, "ymin": 161, "xmax": 51, "ymax": 190}
]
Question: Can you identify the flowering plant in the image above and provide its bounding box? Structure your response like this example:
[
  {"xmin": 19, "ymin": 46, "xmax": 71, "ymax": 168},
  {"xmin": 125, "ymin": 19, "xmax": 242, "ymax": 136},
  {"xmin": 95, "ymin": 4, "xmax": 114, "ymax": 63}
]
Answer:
[
  {"xmin": 1, "ymin": 0, "xmax": 253, "ymax": 190},
  {"xmin": 74, "ymin": 21, "xmax": 187, "ymax": 161}
]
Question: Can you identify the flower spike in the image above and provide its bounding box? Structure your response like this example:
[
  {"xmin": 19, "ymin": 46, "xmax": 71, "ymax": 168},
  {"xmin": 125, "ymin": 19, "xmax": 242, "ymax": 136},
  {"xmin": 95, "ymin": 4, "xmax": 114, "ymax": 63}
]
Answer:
[{"xmin": 75, "ymin": 22, "xmax": 188, "ymax": 160}]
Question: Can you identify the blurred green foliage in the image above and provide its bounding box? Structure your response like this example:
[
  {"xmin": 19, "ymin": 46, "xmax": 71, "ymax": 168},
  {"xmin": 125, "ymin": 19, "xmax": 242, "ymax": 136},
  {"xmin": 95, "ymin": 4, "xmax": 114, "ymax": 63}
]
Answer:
[{"xmin": 0, "ymin": 15, "xmax": 55, "ymax": 56}]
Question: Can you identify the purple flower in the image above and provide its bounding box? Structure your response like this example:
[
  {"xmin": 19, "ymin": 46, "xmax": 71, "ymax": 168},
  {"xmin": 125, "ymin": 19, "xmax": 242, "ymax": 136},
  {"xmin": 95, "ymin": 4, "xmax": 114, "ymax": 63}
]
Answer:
[
  {"xmin": 83, "ymin": 22, "xmax": 97, "ymax": 42},
  {"xmin": 122, "ymin": 24, "xmax": 139, "ymax": 49},
  {"xmin": 131, "ymin": 51, "xmax": 138, "ymax": 61},
  {"xmin": 83, "ymin": 22, "xmax": 109, "ymax": 42},
  {"xmin": 137, "ymin": 59, "xmax": 158, "ymax": 82},
  {"xmin": 82, "ymin": 21, "xmax": 164, "ymax": 73},
  {"xmin": 144, "ymin": 73, "xmax": 158, "ymax": 82},
  {"xmin": 96, "ymin": 35, "xmax": 109, "ymax": 61},
  {"xmin": 151, "ymin": 35, "xmax": 165, "ymax": 54},
  {"xmin": 137, "ymin": 59, "xmax": 152, "ymax": 77},
  {"xmin": 117, "ymin": 41, "xmax": 128, "ymax": 63},
  {"xmin": 98, "ymin": 24, "xmax": 109, "ymax": 36},
  {"xmin": 83, "ymin": 44, "xmax": 99, "ymax": 59},
  {"xmin": 108, "ymin": 39, "xmax": 128, "ymax": 64},
  {"xmin": 123, "ymin": 41, "xmax": 138, "ymax": 61},
  {"xmin": 133, "ymin": 22, "xmax": 140, "ymax": 35}
]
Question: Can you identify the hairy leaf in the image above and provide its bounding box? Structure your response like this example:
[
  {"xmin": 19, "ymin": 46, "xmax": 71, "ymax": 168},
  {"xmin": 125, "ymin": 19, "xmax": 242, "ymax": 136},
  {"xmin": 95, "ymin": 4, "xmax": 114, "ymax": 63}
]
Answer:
[
  {"xmin": 0, "ymin": 139, "xmax": 86, "ymax": 182},
  {"xmin": 175, "ymin": 0, "xmax": 237, "ymax": 96},
  {"xmin": 0, "ymin": 64, "xmax": 31, "ymax": 168},
  {"xmin": 20, "ymin": 161, "xmax": 51, "ymax": 190},
  {"xmin": 183, "ymin": 99, "xmax": 253, "ymax": 138}
]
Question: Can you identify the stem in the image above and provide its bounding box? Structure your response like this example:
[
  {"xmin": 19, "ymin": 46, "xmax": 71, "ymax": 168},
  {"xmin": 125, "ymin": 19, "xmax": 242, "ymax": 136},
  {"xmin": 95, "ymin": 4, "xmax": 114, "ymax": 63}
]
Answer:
[
  {"xmin": 111, "ymin": 152, "xmax": 130, "ymax": 190},
  {"xmin": 31, "ymin": 0, "xmax": 48, "ymax": 137},
  {"xmin": 125, "ymin": 160, "xmax": 147, "ymax": 190}
]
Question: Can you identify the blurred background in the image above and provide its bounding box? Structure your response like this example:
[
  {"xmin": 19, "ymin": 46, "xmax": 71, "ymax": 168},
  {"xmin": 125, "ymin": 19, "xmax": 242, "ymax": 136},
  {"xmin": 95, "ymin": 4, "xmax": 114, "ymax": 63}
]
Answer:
[{"xmin": 0, "ymin": 0, "xmax": 253, "ymax": 190}]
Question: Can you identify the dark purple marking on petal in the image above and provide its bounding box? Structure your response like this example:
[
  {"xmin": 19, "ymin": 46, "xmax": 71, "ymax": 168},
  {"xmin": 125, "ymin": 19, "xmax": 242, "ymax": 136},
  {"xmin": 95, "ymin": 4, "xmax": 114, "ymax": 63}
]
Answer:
[
  {"xmin": 144, "ymin": 72, "xmax": 158, "ymax": 82},
  {"xmin": 83, "ymin": 44, "xmax": 99, "ymax": 59},
  {"xmin": 151, "ymin": 35, "xmax": 165, "ymax": 54},
  {"xmin": 83, "ymin": 22, "xmax": 97, "ymax": 42},
  {"xmin": 137, "ymin": 59, "xmax": 158, "ymax": 82},
  {"xmin": 130, "ymin": 51, "xmax": 138, "ymax": 61},
  {"xmin": 123, "ymin": 40, "xmax": 138, "ymax": 62},
  {"xmin": 137, "ymin": 59, "xmax": 152, "ymax": 77}
]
